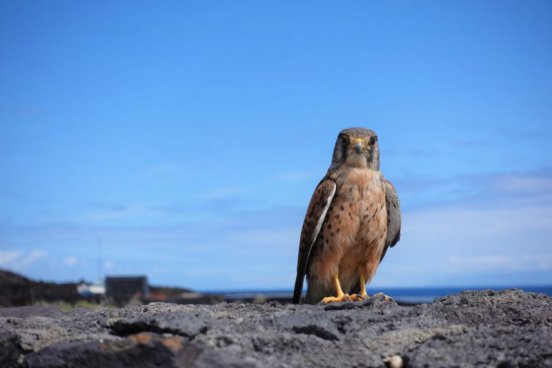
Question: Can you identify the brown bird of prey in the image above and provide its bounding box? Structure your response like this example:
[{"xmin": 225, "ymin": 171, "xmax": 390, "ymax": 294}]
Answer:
[{"xmin": 293, "ymin": 128, "xmax": 401, "ymax": 304}]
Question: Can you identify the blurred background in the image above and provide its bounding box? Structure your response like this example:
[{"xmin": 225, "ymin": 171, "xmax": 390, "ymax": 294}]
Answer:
[{"xmin": 1, "ymin": 1, "xmax": 551, "ymax": 304}]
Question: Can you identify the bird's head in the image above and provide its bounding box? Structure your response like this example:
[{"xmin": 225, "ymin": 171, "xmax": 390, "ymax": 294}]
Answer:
[{"xmin": 331, "ymin": 127, "xmax": 380, "ymax": 170}]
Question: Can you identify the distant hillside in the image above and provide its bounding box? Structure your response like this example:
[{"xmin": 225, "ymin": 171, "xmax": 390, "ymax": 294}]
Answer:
[
  {"xmin": 0, "ymin": 269, "xmax": 80, "ymax": 307},
  {"xmin": 0, "ymin": 269, "xmax": 32, "ymax": 285},
  {"xmin": 0, "ymin": 269, "xmax": 211, "ymax": 307}
]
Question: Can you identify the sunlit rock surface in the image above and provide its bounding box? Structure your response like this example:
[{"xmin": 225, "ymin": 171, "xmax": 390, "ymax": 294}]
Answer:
[{"xmin": 1, "ymin": 289, "xmax": 551, "ymax": 368}]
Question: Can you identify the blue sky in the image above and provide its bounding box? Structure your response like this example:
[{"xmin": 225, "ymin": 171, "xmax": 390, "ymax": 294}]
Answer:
[{"xmin": 1, "ymin": 1, "xmax": 551, "ymax": 290}]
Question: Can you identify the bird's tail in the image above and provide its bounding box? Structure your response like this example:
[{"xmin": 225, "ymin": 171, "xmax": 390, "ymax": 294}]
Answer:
[{"xmin": 292, "ymin": 274, "xmax": 304, "ymax": 304}]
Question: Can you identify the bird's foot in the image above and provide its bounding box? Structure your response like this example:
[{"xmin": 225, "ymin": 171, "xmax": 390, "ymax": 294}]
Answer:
[
  {"xmin": 320, "ymin": 294, "xmax": 351, "ymax": 304},
  {"xmin": 349, "ymin": 293, "xmax": 368, "ymax": 302},
  {"xmin": 373, "ymin": 292, "xmax": 394, "ymax": 302}
]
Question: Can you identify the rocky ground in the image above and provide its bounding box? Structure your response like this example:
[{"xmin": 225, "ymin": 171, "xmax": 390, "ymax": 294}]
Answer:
[{"xmin": 1, "ymin": 289, "xmax": 551, "ymax": 368}]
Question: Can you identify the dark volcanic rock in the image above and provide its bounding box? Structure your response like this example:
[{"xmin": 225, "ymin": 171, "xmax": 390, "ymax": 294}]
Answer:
[
  {"xmin": 24, "ymin": 333, "xmax": 252, "ymax": 368},
  {"xmin": 0, "ymin": 327, "xmax": 21, "ymax": 368},
  {"xmin": 0, "ymin": 289, "xmax": 551, "ymax": 368}
]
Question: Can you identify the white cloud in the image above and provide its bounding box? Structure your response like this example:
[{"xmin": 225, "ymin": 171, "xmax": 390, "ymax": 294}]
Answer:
[
  {"xmin": 63, "ymin": 256, "xmax": 77, "ymax": 266},
  {"xmin": 76, "ymin": 204, "xmax": 145, "ymax": 222},
  {"xmin": 405, "ymin": 204, "xmax": 552, "ymax": 246},
  {"xmin": 22, "ymin": 250, "xmax": 48, "ymax": 268},
  {"xmin": 0, "ymin": 249, "xmax": 48, "ymax": 270},
  {"xmin": 447, "ymin": 254, "xmax": 552, "ymax": 272},
  {"xmin": 492, "ymin": 174, "xmax": 552, "ymax": 194},
  {"xmin": 3, "ymin": 171, "xmax": 552, "ymax": 289},
  {"xmin": 374, "ymin": 200, "xmax": 552, "ymax": 286},
  {"xmin": 74, "ymin": 202, "xmax": 182, "ymax": 224},
  {"xmin": 0, "ymin": 251, "xmax": 21, "ymax": 265}
]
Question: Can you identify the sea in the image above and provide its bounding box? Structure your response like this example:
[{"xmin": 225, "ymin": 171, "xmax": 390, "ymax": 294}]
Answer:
[{"xmin": 216, "ymin": 286, "xmax": 552, "ymax": 304}]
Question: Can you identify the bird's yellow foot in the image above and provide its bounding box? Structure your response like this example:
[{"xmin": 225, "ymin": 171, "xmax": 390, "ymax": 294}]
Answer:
[
  {"xmin": 349, "ymin": 293, "xmax": 368, "ymax": 302},
  {"xmin": 321, "ymin": 294, "xmax": 351, "ymax": 304},
  {"xmin": 373, "ymin": 292, "xmax": 394, "ymax": 302}
]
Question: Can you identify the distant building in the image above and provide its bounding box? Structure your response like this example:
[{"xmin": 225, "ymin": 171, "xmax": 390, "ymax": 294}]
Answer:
[
  {"xmin": 105, "ymin": 276, "xmax": 149, "ymax": 305},
  {"xmin": 77, "ymin": 282, "xmax": 106, "ymax": 297}
]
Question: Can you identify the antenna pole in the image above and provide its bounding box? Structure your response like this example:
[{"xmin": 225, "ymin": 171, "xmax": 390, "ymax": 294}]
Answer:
[{"xmin": 98, "ymin": 238, "xmax": 103, "ymax": 283}]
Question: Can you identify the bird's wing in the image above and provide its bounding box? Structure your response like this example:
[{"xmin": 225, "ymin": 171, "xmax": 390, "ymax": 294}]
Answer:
[
  {"xmin": 293, "ymin": 179, "xmax": 337, "ymax": 304},
  {"xmin": 380, "ymin": 179, "xmax": 401, "ymax": 262}
]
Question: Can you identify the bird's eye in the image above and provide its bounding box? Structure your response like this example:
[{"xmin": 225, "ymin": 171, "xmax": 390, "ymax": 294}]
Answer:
[
  {"xmin": 340, "ymin": 134, "xmax": 350, "ymax": 145},
  {"xmin": 369, "ymin": 136, "xmax": 377, "ymax": 146}
]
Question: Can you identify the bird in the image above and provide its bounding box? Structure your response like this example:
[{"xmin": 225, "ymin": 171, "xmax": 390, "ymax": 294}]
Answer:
[{"xmin": 293, "ymin": 127, "xmax": 401, "ymax": 304}]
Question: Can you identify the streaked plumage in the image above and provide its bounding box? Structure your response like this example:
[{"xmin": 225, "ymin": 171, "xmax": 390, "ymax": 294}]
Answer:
[{"xmin": 293, "ymin": 128, "xmax": 401, "ymax": 304}]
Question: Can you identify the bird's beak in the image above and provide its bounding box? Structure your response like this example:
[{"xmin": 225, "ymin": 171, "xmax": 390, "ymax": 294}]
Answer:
[{"xmin": 353, "ymin": 139, "xmax": 364, "ymax": 154}]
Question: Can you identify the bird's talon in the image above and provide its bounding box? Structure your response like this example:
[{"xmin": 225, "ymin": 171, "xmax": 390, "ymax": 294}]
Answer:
[
  {"xmin": 349, "ymin": 293, "xmax": 368, "ymax": 302},
  {"xmin": 321, "ymin": 294, "xmax": 351, "ymax": 304}
]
